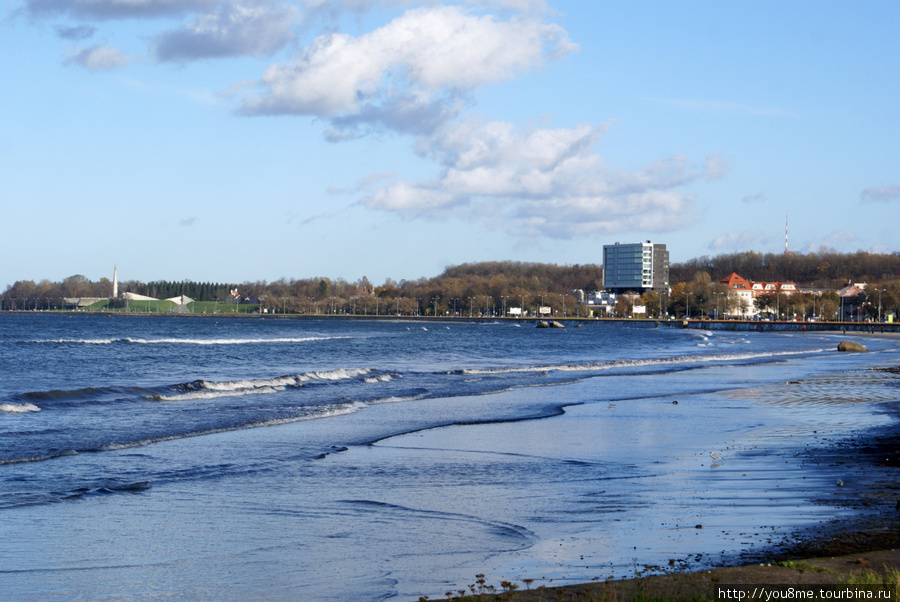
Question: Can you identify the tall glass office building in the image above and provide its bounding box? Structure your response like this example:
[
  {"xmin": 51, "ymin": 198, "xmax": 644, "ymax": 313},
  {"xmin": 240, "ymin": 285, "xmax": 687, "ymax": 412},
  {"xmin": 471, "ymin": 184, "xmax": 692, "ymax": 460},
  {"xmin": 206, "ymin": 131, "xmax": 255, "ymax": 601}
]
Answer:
[{"xmin": 602, "ymin": 241, "xmax": 669, "ymax": 293}]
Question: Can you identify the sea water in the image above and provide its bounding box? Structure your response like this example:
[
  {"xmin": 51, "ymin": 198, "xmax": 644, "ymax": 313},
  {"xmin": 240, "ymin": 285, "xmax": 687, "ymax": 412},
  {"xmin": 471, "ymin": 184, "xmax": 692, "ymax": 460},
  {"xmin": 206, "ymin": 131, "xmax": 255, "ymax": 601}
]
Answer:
[{"xmin": 1, "ymin": 313, "xmax": 898, "ymax": 600}]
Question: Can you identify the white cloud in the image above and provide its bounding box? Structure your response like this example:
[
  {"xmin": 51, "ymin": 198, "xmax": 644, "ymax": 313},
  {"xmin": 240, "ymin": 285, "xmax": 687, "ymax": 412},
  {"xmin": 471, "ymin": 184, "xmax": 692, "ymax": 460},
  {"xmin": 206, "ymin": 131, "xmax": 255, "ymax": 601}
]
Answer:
[
  {"xmin": 239, "ymin": 5, "xmax": 576, "ymax": 134},
  {"xmin": 66, "ymin": 44, "xmax": 131, "ymax": 70},
  {"xmin": 361, "ymin": 119, "xmax": 712, "ymax": 239},
  {"xmin": 860, "ymin": 185, "xmax": 900, "ymax": 203},
  {"xmin": 709, "ymin": 230, "xmax": 764, "ymax": 251},
  {"xmin": 154, "ymin": 4, "xmax": 298, "ymax": 61}
]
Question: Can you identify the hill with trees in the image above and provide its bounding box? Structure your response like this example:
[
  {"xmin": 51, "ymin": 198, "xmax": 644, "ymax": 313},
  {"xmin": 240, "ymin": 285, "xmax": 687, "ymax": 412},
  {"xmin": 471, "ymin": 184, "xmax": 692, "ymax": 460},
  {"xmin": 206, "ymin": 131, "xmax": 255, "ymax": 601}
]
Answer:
[{"xmin": 2, "ymin": 250, "xmax": 898, "ymax": 320}]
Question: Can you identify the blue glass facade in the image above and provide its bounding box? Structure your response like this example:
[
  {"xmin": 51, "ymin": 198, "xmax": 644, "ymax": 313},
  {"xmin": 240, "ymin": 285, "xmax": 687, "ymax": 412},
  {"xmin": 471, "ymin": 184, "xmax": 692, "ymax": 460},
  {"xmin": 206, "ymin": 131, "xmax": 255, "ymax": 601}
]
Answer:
[{"xmin": 602, "ymin": 242, "xmax": 669, "ymax": 293}]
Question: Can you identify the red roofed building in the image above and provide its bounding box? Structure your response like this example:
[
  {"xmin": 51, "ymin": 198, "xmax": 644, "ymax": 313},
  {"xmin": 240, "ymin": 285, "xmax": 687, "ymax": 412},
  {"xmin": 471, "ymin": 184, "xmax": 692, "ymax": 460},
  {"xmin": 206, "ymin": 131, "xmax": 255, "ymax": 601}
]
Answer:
[
  {"xmin": 720, "ymin": 273, "xmax": 755, "ymax": 317},
  {"xmin": 719, "ymin": 273, "xmax": 798, "ymax": 318}
]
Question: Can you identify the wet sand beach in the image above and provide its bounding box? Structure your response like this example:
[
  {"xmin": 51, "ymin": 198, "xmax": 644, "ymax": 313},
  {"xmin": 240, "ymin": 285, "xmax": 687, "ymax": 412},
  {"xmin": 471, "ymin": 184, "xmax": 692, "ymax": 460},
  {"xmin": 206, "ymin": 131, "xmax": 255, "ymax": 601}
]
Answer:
[{"xmin": 464, "ymin": 363, "xmax": 900, "ymax": 601}]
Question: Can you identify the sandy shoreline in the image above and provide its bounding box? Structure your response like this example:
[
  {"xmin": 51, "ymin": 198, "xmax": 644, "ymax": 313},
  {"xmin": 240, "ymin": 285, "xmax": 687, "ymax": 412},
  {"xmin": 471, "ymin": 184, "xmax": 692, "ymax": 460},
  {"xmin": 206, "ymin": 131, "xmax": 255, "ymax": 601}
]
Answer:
[
  {"xmin": 472, "ymin": 549, "xmax": 900, "ymax": 600},
  {"xmin": 470, "ymin": 390, "xmax": 900, "ymax": 601}
]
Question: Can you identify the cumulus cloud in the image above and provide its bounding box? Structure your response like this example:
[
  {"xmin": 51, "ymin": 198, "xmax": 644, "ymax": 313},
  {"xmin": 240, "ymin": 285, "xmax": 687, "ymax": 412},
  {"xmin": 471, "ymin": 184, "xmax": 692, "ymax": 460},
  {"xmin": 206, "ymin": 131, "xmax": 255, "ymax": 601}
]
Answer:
[
  {"xmin": 239, "ymin": 5, "xmax": 577, "ymax": 135},
  {"xmin": 23, "ymin": 0, "xmax": 561, "ymax": 69},
  {"xmin": 153, "ymin": 4, "xmax": 298, "ymax": 61},
  {"xmin": 709, "ymin": 230, "xmax": 765, "ymax": 251},
  {"xmin": 361, "ymin": 119, "xmax": 710, "ymax": 238},
  {"xmin": 860, "ymin": 185, "xmax": 900, "ymax": 203},
  {"xmin": 66, "ymin": 44, "xmax": 131, "ymax": 70}
]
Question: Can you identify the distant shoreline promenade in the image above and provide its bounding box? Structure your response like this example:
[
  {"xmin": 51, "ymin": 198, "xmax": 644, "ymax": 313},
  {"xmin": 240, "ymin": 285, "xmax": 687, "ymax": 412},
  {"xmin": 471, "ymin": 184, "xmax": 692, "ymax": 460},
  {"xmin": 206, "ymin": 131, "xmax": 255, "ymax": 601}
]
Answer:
[{"xmin": 5, "ymin": 309, "xmax": 899, "ymax": 334}]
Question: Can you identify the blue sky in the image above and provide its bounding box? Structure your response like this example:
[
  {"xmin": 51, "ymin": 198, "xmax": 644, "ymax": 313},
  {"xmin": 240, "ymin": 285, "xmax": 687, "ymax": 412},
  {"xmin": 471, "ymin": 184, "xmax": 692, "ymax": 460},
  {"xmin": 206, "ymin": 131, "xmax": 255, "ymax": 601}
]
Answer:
[{"xmin": 2, "ymin": 0, "xmax": 898, "ymax": 290}]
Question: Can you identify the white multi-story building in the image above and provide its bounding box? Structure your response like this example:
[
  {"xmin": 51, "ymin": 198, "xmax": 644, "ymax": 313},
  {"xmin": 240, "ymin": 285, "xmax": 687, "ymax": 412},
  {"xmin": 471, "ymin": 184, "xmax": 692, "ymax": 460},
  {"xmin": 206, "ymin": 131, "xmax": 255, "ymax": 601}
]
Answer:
[{"xmin": 602, "ymin": 241, "xmax": 669, "ymax": 293}]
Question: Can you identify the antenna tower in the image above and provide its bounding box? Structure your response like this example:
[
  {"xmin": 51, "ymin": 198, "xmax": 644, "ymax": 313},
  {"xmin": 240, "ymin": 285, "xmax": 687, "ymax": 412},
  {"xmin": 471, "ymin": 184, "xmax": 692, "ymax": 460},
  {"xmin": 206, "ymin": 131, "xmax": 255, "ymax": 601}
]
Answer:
[{"xmin": 784, "ymin": 214, "xmax": 788, "ymax": 255}]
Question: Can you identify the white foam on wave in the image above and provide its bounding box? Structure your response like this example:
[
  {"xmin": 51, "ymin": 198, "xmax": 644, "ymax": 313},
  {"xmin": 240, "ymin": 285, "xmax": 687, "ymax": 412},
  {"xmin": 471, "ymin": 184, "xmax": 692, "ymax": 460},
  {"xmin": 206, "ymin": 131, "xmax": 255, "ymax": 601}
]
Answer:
[
  {"xmin": 0, "ymin": 402, "xmax": 41, "ymax": 413},
  {"xmin": 367, "ymin": 393, "xmax": 426, "ymax": 405},
  {"xmin": 36, "ymin": 338, "xmax": 119, "ymax": 345},
  {"xmin": 130, "ymin": 337, "xmax": 345, "ymax": 345},
  {"xmin": 457, "ymin": 348, "xmax": 828, "ymax": 376},
  {"xmin": 364, "ymin": 374, "xmax": 393, "ymax": 384},
  {"xmin": 307, "ymin": 368, "xmax": 371, "ymax": 381},
  {"xmin": 154, "ymin": 385, "xmax": 286, "ymax": 402},
  {"xmin": 29, "ymin": 336, "xmax": 346, "ymax": 346},
  {"xmin": 150, "ymin": 368, "xmax": 374, "ymax": 402}
]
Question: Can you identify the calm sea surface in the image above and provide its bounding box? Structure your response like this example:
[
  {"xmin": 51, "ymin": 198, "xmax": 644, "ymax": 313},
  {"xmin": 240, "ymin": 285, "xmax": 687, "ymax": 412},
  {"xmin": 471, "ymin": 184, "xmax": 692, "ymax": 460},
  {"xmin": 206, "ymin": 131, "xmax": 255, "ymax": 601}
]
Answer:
[{"xmin": 1, "ymin": 313, "xmax": 898, "ymax": 600}]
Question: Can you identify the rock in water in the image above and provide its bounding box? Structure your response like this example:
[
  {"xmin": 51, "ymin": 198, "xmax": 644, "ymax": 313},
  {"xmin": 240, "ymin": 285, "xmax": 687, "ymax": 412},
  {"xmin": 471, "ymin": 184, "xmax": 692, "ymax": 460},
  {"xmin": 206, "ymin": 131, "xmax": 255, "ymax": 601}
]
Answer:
[
  {"xmin": 536, "ymin": 320, "xmax": 565, "ymax": 328},
  {"xmin": 838, "ymin": 340, "xmax": 868, "ymax": 352}
]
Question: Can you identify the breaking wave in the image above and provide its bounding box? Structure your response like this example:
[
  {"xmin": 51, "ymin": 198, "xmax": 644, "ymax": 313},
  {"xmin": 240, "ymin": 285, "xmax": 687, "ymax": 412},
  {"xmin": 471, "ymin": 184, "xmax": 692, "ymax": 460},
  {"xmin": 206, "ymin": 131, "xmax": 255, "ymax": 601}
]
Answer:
[
  {"xmin": 0, "ymin": 402, "xmax": 41, "ymax": 414},
  {"xmin": 21, "ymin": 336, "xmax": 347, "ymax": 346},
  {"xmin": 448, "ymin": 348, "xmax": 829, "ymax": 376},
  {"xmin": 150, "ymin": 368, "xmax": 377, "ymax": 402}
]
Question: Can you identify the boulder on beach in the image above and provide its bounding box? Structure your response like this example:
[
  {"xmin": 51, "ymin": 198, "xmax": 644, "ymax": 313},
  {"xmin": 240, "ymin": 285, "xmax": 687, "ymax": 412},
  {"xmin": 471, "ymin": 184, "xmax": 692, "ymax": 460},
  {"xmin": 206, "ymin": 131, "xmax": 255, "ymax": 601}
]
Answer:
[{"xmin": 838, "ymin": 340, "xmax": 868, "ymax": 352}]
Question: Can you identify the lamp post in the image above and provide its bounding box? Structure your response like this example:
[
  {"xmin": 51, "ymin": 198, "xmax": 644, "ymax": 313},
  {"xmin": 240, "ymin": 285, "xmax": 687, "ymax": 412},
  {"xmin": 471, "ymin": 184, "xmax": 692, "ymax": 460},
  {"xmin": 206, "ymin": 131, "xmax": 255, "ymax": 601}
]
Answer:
[
  {"xmin": 876, "ymin": 288, "xmax": 884, "ymax": 322},
  {"xmin": 685, "ymin": 292, "xmax": 692, "ymax": 319}
]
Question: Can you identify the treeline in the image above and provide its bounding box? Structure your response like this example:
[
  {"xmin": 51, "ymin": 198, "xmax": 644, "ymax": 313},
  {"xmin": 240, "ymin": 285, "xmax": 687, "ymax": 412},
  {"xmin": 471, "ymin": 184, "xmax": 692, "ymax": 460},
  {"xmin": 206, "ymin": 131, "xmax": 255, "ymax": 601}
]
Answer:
[
  {"xmin": 132, "ymin": 281, "xmax": 239, "ymax": 302},
  {"xmin": 0, "ymin": 276, "xmax": 242, "ymax": 309},
  {"xmin": 670, "ymin": 250, "xmax": 900, "ymax": 288},
  {"xmin": 2, "ymin": 251, "xmax": 898, "ymax": 318}
]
